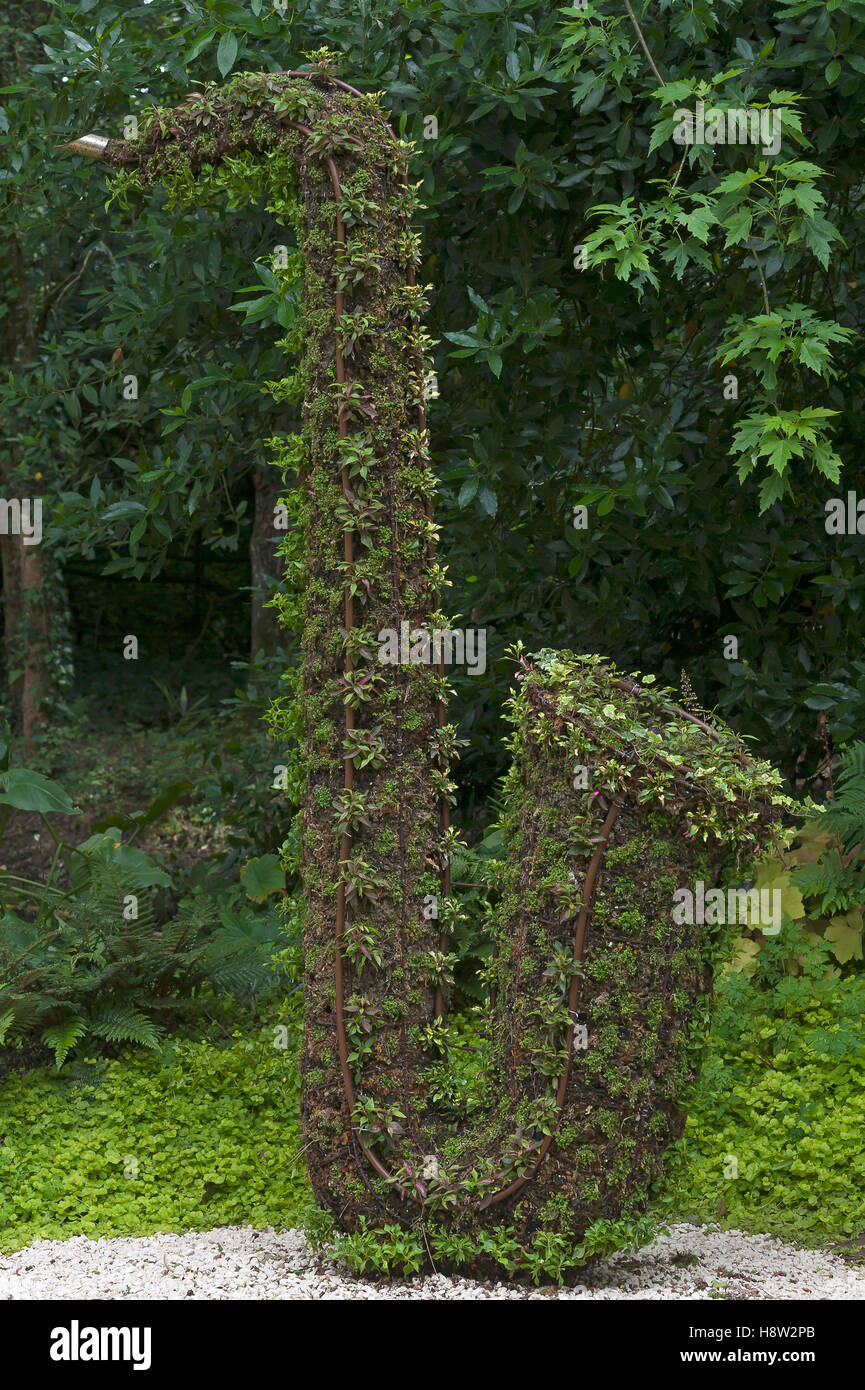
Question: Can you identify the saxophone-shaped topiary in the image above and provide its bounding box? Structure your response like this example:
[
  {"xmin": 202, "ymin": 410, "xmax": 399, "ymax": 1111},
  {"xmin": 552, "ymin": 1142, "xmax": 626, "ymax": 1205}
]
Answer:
[{"xmin": 66, "ymin": 61, "xmax": 789, "ymax": 1282}]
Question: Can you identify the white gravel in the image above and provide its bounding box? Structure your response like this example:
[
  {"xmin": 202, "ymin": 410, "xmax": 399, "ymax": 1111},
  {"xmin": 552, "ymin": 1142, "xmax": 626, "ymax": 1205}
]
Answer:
[{"xmin": 1, "ymin": 1223, "xmax": 863, "ymax": 1299}]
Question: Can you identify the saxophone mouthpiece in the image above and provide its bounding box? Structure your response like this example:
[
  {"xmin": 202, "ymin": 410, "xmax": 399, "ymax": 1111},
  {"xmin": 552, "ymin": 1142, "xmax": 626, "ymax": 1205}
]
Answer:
[{"xmin": 57, "ymin": 134, "xmax": 110, "ymax": 160}]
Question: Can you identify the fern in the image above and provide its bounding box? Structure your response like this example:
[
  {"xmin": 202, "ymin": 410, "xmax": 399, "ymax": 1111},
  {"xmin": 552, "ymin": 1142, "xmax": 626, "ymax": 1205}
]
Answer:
[
  {"xmin": 0, "ymin": 870, "xmax": 280, "ymax": 1066},
  {"xmin": 793, "ymin": 853, "xmax": 865, "ymax": 917},
  {"xmin": 86, "ymin": 1003, "xmax": 163, "ymax": 1050},
  {"xmin": 786, "ymin": 743, "xmax": 865, "ymax": 925},
  {"xmin": 41, "ymin": 1015, "xmax": 88, "ymax": 1068},
  {"xmin": 205, "ymin": 954, "xmax": 269, "ymax": 993},
  {"xmin": 819, "ymin": 741, "xmax": 865, "ymax": 853},
  {"xmin": 836, "ymin": 740, "xmax": 865, "ymax": 780}
]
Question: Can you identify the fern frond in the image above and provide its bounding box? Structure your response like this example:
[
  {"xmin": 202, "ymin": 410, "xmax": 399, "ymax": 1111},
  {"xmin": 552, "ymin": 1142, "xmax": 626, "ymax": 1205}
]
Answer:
[
  {"xmin": 837, "ymin": 740, "xmax": 865, "ymax": 783},
  {"xmin": 206, "ymin": 957, "xmax": 269, "ymax": 992},
  {"xmin": 41, "ymin": 1014, "xmax": 88, "ymax": 1068},
  {"xmin": 819, "ymin": 742, "xmax": 865, "ymax": 855},
  {"xmin": 793, "ymin": 853, "xmax": 865, "ymax": 915},
  {"xmin": 86, "ymin": 1004, "xmax": 163, "ymax": 1050}
]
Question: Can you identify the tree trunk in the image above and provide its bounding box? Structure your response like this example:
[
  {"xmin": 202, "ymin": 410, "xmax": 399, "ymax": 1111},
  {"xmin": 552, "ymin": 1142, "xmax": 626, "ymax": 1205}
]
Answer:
[
  {"xmin": 0, "ymin": 236, "xmax": 53, "ymax": 735},
  {"xmin": 0, "ymin": 530, "xmax": 23, "ymax": 715},
  {"xmin": 18, "ymin": 540, "xmax": 52, "ymax": 736}
]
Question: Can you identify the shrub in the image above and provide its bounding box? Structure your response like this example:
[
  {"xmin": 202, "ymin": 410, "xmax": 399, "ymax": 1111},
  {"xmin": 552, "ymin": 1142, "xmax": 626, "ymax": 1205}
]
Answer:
[{"xmin": 725, "ymin": 740, "xmax": 865, "ymax": 979}]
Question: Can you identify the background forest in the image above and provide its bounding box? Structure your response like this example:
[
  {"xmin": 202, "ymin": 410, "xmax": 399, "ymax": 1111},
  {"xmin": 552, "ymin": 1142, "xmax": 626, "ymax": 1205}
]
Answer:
[{"xmin": 1, "ymin": 0, "xmax": 864, "ymax": 1274}]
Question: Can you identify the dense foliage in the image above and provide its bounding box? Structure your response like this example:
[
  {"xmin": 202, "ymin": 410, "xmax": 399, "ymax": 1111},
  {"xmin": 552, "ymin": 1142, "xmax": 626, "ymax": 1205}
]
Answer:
[
  {"xmin": 1, "ymin": 0, "xmax": 864, "ymax": 1286},
  {"xmin": 0, "ymin": 744, "xmax": 288, "ymax": 1066},
  {"xmin": 661, "ymin": 928, "xmax": 865, "ymax": 1246},
  {"xmin": 0, "ymin": 1020, "xmax": 307, "ymax": 1254},
  {"xmin": 2, "ymin": 1, "xmax": 865, "ymax": 785}
]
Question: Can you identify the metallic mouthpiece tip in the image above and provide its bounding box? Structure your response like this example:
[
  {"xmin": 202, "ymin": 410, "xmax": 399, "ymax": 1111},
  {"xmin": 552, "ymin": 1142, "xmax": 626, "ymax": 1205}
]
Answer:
[{"xmin": 58, "ymin": 134, "xmax": 110, "ymax": 160}]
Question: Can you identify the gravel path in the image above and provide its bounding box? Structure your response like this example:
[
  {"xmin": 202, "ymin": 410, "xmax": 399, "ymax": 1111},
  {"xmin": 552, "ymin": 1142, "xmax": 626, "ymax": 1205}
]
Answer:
[{"xmin": 1, "ymin": 1223, "xmax": 862, "ymax": 1299}]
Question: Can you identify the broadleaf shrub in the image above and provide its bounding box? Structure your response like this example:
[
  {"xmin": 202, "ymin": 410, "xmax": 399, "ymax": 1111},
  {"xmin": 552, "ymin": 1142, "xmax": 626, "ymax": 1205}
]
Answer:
[{"xmin": 723, "ymin": 741, "xmax": 865, "ymax": 977}]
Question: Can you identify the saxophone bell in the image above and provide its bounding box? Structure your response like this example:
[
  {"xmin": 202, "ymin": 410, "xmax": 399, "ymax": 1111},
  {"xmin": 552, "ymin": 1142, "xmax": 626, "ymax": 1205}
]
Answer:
[{"xmin": 56, "ymin": 134, "xmax": 110, "ymax": 160}]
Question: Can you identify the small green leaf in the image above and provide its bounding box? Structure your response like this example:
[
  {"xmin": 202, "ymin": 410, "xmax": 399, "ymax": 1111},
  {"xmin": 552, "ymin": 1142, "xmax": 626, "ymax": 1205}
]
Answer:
[
  {"xmin": 217, "ymin": 31, "xmax": 238, "ymax": 78},
  {"xmin": 185, "ymin": 27, "xmax": 218, "ymax": 62},
  {"xmin": 0, "ymin": 769, "xmax": 79, "ymax": 815},
  {"xmin": 457, "ymin": 476, "xmax": 479, "ymax": 509},
  {"xmin": 241, "ymin": 853, "xmax": 285, "ymax": 901},
  {"xmin": 477, "ymin": 484, "xmax": 498, "ymax": 517}
]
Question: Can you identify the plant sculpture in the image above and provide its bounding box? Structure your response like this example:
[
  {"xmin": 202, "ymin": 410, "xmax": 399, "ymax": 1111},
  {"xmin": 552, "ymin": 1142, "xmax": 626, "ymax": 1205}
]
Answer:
[{"xmin": 65, "ymin": 58, "xmax": 787, "ymax": 1282}]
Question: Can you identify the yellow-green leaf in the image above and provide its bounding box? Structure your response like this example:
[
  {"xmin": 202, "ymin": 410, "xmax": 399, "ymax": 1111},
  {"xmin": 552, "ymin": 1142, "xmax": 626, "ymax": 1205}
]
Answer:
[{"xmin": 824, "ymin": 911, "xmax": 864, "ymax": 965}]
